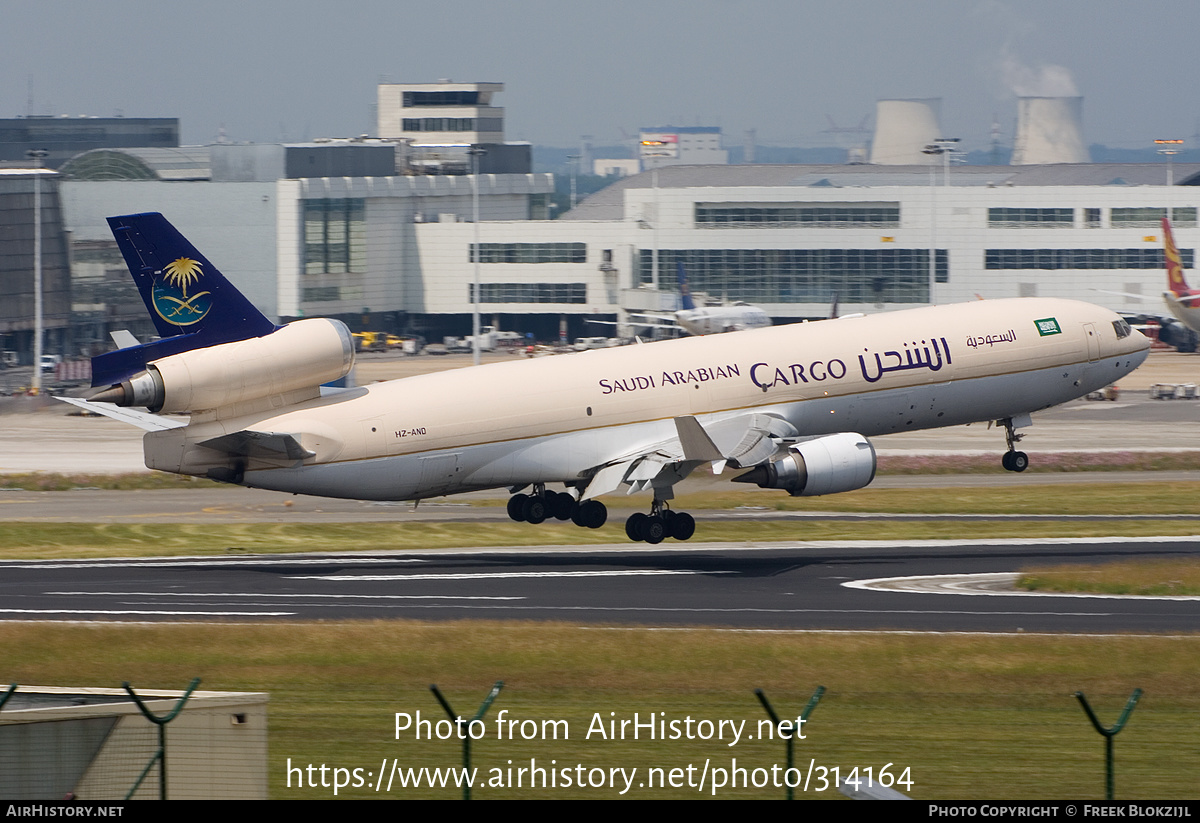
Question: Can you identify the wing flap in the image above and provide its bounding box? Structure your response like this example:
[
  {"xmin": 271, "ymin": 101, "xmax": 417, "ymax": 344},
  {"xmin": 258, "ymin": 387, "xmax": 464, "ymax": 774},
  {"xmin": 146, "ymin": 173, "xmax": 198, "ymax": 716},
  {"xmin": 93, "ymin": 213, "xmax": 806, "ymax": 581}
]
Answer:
[{"xmin": 579, "ymin": 413, "xmax": 798, "ymax": 499}]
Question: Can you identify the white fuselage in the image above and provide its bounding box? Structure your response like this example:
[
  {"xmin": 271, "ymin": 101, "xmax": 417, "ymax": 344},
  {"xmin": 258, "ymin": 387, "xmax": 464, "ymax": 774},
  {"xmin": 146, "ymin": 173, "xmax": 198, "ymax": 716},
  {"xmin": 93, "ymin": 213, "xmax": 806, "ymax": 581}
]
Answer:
[
  {"xmin": 675, "ymin": 305, "xmax": 772, "ymax": 336},
  {"xmin": 1165, "ymin": 292, "xmax": 1200, "ymax": 334},
  {"xmin": 143, "ymin": 298, "xmax": 1148, "ymax": 501}
]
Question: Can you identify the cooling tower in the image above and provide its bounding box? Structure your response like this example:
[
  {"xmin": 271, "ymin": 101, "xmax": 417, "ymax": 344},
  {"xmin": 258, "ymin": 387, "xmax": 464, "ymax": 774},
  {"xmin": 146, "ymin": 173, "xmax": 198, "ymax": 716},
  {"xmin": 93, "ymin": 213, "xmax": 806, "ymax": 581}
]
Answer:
[
  {"xmin": 869, "ymin": 99, "xmax": 941, "ymax": 165},
  {"xmin": 1011, "ymin": 96, "xmax": 1089, "ymax": 165}
]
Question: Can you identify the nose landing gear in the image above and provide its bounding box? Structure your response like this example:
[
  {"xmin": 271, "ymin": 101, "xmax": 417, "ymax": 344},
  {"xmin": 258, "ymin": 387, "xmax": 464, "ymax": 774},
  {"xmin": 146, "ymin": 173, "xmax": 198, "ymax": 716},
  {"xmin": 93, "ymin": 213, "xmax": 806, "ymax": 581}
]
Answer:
[{"xmin": 999, "ymin": 417, "xmax": 1029, "ymax": 473}]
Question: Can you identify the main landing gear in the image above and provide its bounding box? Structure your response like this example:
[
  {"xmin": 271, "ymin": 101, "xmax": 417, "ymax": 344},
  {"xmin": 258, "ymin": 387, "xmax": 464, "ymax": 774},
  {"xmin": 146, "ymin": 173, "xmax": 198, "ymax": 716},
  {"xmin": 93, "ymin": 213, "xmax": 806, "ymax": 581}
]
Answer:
[
  {"xmin": 624, "ymin": 500, "xmax": 695, "ymax": 545},
  {"xmin": 999, "ymin": 417, "xmax": 1029, "ymax": 473},
  {"xmin": 506, "ymin": 484, "xmax": 607, "ymax": 529}
]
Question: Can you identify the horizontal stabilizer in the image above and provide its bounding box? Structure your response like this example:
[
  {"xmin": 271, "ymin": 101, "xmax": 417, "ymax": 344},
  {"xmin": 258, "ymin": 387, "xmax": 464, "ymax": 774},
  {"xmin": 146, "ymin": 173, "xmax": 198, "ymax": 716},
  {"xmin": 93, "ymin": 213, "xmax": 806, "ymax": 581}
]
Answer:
[
  {"xmin": 109, "ymin": 330, "xmax": 141, "ymax": 349},
  {"xmin": 56, "ymin": 396, "xmax": 185, "ymax": 432},
  {"xmin": 199, "ymin": 431, "xmax": 315, "ymax": 461}
]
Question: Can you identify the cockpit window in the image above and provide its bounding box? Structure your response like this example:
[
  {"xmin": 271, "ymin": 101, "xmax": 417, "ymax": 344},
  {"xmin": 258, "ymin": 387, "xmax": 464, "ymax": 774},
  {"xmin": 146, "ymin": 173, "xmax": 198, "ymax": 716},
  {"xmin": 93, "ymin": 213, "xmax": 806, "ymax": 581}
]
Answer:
[{"xmin": 1112, "ymin": 319, "xmax": 1132, "ymax": 339}]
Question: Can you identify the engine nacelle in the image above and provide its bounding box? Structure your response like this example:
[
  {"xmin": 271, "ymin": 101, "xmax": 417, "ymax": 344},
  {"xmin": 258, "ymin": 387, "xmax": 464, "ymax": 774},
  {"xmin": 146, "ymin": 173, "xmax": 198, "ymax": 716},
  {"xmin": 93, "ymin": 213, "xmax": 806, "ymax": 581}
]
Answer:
[
  {"xmin": 734, "ymin": 432, "xmax": 876, "ymax": 496},
  {"xmin": 92, "ymin": 318, "xmax": 354, "ymax": 413}
]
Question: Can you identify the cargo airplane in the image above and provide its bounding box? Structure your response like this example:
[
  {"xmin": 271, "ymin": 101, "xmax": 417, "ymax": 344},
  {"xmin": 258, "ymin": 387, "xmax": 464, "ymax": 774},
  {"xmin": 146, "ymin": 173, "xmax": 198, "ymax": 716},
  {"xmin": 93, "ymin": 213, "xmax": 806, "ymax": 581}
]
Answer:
[{"xmin": 65, "ymin": 213, "xmax": 1149, "ymax": 544}]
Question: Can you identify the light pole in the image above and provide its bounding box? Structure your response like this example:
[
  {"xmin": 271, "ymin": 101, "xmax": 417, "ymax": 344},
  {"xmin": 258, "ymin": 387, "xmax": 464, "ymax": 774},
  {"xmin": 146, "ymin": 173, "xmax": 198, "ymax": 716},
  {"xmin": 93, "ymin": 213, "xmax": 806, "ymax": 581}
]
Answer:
[
  {"xmin": 26, "ymin": 149, "xmax": 48, "ymax": 393},
  {"xmin": 651, "ymin": 166, "xmax": 659, "ymax": 291},
  {"xmin": 1155, "ymin": 139, "xmax": 1183, "ymax": 222},
  {"xmin": 1155, "ymin": 139, "xmax": 1183, "ymax": 187},
  {"xmin": 566, "ymin": 154, "xmax": 580, "ymax": 210},
  {"xmin": 469, "ymin": 147, "xmax": 487, "ymax": 366},
  {"xmin": 921, "ymin": 138, "xmax": 958, "ymax": 305}
]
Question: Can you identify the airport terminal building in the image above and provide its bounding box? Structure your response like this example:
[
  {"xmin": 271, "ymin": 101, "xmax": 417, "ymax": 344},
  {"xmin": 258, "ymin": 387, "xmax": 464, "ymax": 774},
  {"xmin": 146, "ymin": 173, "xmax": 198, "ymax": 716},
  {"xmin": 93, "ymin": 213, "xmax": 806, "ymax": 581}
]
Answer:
[{"xmin": 27, "ymin": 154, "xmax": 1200, "ymax": 354}]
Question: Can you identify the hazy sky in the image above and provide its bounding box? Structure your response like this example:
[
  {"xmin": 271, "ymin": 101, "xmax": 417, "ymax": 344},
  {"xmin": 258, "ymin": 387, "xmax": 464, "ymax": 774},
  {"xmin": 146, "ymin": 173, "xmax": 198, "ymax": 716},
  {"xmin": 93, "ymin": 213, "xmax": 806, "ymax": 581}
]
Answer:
[{"xmin": 3, "ymin": 0, "xmax": 1196, "ymax": 153}]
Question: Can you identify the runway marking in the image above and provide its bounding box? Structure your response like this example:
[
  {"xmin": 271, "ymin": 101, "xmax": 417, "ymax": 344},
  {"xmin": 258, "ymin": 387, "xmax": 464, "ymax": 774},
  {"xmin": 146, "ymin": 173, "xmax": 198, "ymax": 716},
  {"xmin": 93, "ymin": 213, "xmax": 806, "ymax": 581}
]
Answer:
[
  {"xmin": 846, "ymin": 572, "xmax": 1200, "ymax": 601},
  {"xmin": 2, "ymin": 535, "xmax": 1198, "ymax": 566},
  {"xmin": 49, "ymin": 591, "xmax": 522, "ymax": 601},
  {"xmin": 196, "ymin": 603, "xmax": 1110, "ymax": 617},
  {"xmin": 291, "ymin": 569, "xmax": 731, "ymax": 582},
  {"xmin": 0, "ymin": 608, "xmax": 295, "ymax": 616},
  {"xmin": 0, "ymin": 557, "xmax": 428, "ymax": 569}
]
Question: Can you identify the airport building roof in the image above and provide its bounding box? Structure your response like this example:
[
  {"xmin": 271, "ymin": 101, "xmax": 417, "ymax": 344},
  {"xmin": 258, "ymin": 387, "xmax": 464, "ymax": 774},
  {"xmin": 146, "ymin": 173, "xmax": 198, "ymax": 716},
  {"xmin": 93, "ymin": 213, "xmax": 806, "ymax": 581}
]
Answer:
[
  {"xmin": 58, "ymin": 147, "xmax": 211, "ymax": 181},
  {"xmin": 561, "ymin": 163, "xmax": 1200, "ymax": 221}
]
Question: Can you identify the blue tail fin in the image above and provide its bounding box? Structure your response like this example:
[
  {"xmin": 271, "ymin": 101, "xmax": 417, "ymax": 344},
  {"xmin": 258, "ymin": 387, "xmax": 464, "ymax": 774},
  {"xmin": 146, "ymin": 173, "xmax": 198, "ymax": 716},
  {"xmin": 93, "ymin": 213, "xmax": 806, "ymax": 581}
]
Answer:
[
  {"xmin": 92, "ymin": 213, "xmax": 277, "ymax": 387},
  {"xmin": 676, "ymin": 261, "xmax": 696, "ymax": 311}
]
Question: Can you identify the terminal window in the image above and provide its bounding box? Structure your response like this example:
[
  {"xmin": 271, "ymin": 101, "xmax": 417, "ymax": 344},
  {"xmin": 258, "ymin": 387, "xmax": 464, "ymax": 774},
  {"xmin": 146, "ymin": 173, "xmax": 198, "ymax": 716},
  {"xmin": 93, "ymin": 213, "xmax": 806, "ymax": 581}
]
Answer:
[
  {"xmin": 470, "ymin": 243, "xmax": 586, "ymax": 264},
  {"xmin": 303, "ymin": 198, "xmax": 365, "ymax": 275},
  {"xmin": 984, "ymin": 248, "xmax": 1195, "ymax": 270},
  {"xmin": 639, "ymin": 247, "xmax": 944, "ymax": 303},
  {"xmin": 469, "ymin": 283, "xmax": 587, "ymax": 304},
  {"xmin": 987, "ymin": 208, "xmax": 1074, "ymax": 228},
  {"xmin": 695, "ymin": 202, "xmax": 900, "ymax": 228},
  {"xmin": 1111, "ymin": 207, "xmax": 1197, "ymax": 228}
]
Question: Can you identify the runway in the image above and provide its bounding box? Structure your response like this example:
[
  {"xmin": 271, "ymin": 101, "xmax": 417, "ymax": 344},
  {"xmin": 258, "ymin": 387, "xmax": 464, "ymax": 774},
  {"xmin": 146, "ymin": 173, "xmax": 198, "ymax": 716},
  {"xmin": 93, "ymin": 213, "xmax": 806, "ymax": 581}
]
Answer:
[
  {"xmin": 4, "ymin": 538, "xmax": 1198, "ymax": 632},
  {"xmin": 2, "ymin": 352, "xmax": 1198, "ymax": 634}
]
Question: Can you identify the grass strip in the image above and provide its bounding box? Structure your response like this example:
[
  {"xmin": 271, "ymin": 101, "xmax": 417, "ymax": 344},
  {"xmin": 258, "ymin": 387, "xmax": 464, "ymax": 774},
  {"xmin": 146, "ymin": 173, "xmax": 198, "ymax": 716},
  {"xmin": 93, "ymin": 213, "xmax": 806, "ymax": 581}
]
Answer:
[
  {"xmin": 2, "ymin": 452, "xmax": 1199, "ymax": 492},
  {"xmin": 606, "ymin": 482, "xmax": 1200, "ymax": 515},
  {"xmin": 0, "ymin": 622, "xmax": 1195, "ymax": 800},
  {"xmin": 2, "ymin": 519, "xmax": 1199, "ymax": 560},
  {"xmin": 0, "ymin": 472, "xmax": 220, "ymax": 491},
  {"xmin": 1018, "ymin": 558, "xmax": 1200, "ymax": 596}
]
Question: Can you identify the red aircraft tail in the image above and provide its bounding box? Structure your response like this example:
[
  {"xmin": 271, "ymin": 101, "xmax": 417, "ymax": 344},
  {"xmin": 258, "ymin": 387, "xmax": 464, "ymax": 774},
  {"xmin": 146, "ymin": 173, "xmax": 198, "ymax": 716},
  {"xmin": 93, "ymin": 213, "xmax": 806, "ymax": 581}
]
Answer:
[{"xmin": 1163, "ymin": 217, "xmax": 1191, "ymax": 298}]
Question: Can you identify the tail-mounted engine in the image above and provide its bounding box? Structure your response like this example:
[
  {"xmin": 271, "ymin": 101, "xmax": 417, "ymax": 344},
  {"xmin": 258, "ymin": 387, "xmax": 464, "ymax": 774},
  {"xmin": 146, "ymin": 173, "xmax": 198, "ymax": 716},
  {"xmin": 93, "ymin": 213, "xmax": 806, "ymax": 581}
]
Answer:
[
  {"xmin": 733, "ymin": 432, "xmax": 876, "ymax": 496},
  {"xmin": 89, "ymin": 318, "xmax": 355, "ymax": 414}
]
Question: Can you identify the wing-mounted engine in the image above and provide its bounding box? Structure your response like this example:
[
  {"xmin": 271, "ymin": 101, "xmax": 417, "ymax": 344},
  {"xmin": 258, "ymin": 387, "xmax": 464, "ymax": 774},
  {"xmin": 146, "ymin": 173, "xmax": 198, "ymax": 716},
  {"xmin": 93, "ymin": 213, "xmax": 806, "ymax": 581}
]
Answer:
[
  {"xmin": 89, "ymin": 318, "xmax": 355, "ymax": 414},
  {"xmin": 733, "ymin": 432, "xmax": 876, "ymax": 496}
]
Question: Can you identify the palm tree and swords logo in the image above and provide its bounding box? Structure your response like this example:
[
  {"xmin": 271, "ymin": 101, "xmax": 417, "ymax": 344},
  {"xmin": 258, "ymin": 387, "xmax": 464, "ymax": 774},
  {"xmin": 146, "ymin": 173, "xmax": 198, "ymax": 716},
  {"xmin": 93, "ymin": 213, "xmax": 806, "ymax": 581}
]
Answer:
[{"xmin": 151, "ymin": 257, "xmax": 213, "ymax": 325}]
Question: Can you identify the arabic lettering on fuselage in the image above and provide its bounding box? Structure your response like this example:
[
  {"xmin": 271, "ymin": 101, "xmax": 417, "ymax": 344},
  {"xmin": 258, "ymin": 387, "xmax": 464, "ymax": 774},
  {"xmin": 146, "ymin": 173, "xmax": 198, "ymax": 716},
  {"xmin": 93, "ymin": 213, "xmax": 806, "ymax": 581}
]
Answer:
[
  {"xmin": 858, "ymin": 338, "xmax": 952, "ymax": 384},
  {"xmin": 598, "ymin": 363, "xmax": 741, "ymax": 395},
  {"xmin": 965, "ymin": 330, "xmax": 1017, "ymax": 349}
]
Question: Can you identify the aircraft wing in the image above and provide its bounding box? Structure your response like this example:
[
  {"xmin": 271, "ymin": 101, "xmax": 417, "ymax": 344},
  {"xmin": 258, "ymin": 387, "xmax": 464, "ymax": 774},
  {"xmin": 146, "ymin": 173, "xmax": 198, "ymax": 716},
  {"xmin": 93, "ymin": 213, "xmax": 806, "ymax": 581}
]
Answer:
[
  {"xmin": 1094, "ymin": 288, "xmax": 1151, "ymax": 302},
  {"xmin": 578, "ymin": 412, "xmax": 798, "ymax": 499},
  {"xmin": 57, "ymin": 396, "xmax": 186, "ymax": 432},
  {"xmin": 626, "ymin": 312, "xmax": 681, "ymax": 327}
]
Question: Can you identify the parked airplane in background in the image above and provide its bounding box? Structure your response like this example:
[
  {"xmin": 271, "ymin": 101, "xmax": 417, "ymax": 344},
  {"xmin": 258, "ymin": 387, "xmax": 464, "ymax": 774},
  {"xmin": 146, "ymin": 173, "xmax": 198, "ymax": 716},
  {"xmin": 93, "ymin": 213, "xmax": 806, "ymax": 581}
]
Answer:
[
  {"xmin": 627, "ymin": 263, "xmax": 772, "ymax": 336},
  {"xmin": 66, "ymin": 214, "xmax": 1149, "ymax": 544},
  {"xmin": 1098, "ymin": 218, "xmax": 1200, "ymax": 352},
  {"xmin": 1158, "ymin": 217, "xmax": 1200, "ymax": 336}
]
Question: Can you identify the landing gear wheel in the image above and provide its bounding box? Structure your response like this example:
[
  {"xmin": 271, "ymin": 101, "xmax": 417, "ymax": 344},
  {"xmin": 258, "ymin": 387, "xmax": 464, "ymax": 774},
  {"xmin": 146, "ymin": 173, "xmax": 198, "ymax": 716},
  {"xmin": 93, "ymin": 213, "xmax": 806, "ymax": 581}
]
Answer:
[
  {"xmin": 1001, "ymin": 451, "xmax": 1029, "ymax": 472},
  {"xmin": 643, "ymin": 515, "xmax": 666, "ymax": 545},
  {"xmin": 550, "ymin": 491, "xmax": 577, "ymax": 521},
  {"xmin": 575, "ymin": 500, "xmax": 607, "ymax": 529},
  {"xmin": 507, "ymin": 494, "xmax": 528, "ymax": 522},
  {"xmin": 669, "ymin": 512, "xmax": 696, "ymax": 541},
  {"xmin": 999, "ymin": 417, "xmax": 1029, "ymax": 473},
  {"xmin": 625, "ymin": 512, "xmax": 649, "ymax": 541},
  {"xmin": 523, "ymin": 494, "xmax": 548, "ymax": 524}
]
